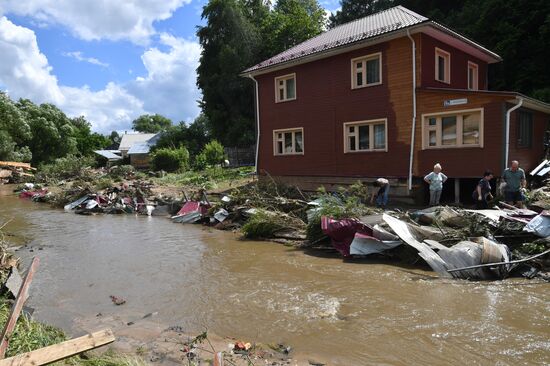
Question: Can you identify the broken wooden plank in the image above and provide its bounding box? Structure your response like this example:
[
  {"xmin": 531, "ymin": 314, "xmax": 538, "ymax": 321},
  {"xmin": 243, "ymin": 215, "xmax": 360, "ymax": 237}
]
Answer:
[
  {"xmin": 0, "ymin": 162, "xmax": 35, "ymax": 171},
  {"xmin": 0, "ymin": 258, "xmax": 40, "ymax": 358},
  {"xmin": 213, "ymin": 351, "xmax": 224, "ymax": 366},
  {"xmin": 0, "ymin": 329, "xmax": 115, "ymax": 366}
]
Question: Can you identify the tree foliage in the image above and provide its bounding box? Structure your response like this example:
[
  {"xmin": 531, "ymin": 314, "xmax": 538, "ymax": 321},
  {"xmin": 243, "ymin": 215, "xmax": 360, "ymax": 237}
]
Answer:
[
  {"xmin": 151, "ymin": 147, "xmax": 190, "ymax": 172},
  {"xmin": 0, "ymin": 92, "xmax": 111, "ymax": 165},
  {"xmin": 155, "ymin": 113, "xmax": 211, "ymax": 158},
  {"xmin": 197, "ymin": 0, "xmax": 325, "ymax": 147},
  {"xmin": 132, "ymin": 114, "xmax": 173, "ymax": 133}
]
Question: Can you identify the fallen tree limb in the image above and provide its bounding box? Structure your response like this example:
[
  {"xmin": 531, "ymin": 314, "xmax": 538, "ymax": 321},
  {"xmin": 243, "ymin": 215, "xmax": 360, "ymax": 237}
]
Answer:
[
  {"xmin": 0, "ymin": 258, "xmax": 40, "ymax": 358},
  {"xmin": 447, "ymin": 248, "xmax": 550, "ymax": 273},
  {"xmin": 0, "ymin": 329, "xmax": 115, "ymax": 366}
]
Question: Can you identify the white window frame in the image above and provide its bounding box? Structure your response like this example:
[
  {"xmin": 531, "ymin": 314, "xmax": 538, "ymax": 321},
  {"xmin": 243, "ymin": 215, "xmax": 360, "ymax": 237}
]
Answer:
[
  {"xmin": 273, "ymin": 128, "xmax": 304, "ymax": 156},
  {"xmin": 421, "ymin": 108, "xmax": 484, "ymax": 149},
  {"xmin": 435, "ymin": 47, "xmax": 451, "ymax": 84},
  {"xmin": 274, "ymin": 73, "xmax": 296, "ymax": 103},
  {"xmin": 343, "ymin": 118, "xmax": 388, "ymax": 153},
  {"xmin": 351, "ymin": 52, "xmax": 382, "ymax": 89},
  {"xmin": 467, "ymin": 61, "xmax": 479, "ymax": 90}
]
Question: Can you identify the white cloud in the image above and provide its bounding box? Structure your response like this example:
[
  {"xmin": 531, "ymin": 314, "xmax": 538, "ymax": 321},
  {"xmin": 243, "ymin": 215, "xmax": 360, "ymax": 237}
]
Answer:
[
  {"xmin": 0, "ymin": 16, "xmax": 201, "ymax": 133},
  {"xmin": 0, "ymin": 0, "xmax": 190, "ymax": 44},
  {"xmin": 63, "ymin": 51, "xmax": 109, "ymax": 67},
  {"xmin": 0, "ymin": 16, "xmax": 64, "ymax": 104},
  {"xmin": 127, "ymin": 33, "xmax": 201, "ymax": 123},
  {"xmin": 61, "ymin": 83, "xmax": 145, "ymax": 132}
]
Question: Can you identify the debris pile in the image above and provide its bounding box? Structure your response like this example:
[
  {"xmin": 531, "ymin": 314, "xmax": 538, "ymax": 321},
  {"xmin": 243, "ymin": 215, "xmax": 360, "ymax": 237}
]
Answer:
[
  {"xmin": 321, "ymin": 204, "xmax": 549, "ymax": 280},
  {"xmin": 0, "ymin": 161, "xmax": 35, "ymax": 184}
]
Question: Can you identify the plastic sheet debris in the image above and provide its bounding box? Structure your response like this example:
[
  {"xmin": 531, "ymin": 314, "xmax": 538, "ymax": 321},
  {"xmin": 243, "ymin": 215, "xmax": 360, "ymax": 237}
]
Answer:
[
  {"xmin": 523, "ymin": 211, "xmax": 550, "ymax": 237},
  {"xmin": 350, "ymin": 234, "xmax": 401, "ymax": 256},
  {"xmin": 213, "ymin": 208, "xmax": 229, "ymax": 222}
]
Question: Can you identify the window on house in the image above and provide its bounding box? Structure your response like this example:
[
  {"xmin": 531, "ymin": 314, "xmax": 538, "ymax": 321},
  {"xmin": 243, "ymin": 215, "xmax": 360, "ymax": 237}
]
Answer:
[
  {"xmin": 273, "ymin": 128, "xmax": 303, "ymax": 155},
  {"xmin": 275, "ymin": 74, "xmax": 296, "ymax": 102},
  {"xmin": 435, "ymin": 48, "xmax": 451, "ymax": 84},
  {"xmin": 423, "ymin": 109, "xmax": 483, "ymax": 148},
  {"xmin": 351, "ymin": 53, "xmax": 382, "ymax": 89},
  {"xmin": 344, "ymin": 119, "xmax": 387, "ymax": 152},
  {"xmin": 517, "ymin": 111, "xmax": 533, "ymax": 148},
  {"xmin": 468, "ymin": 62, "xmax": 478, "ymax": 90}
]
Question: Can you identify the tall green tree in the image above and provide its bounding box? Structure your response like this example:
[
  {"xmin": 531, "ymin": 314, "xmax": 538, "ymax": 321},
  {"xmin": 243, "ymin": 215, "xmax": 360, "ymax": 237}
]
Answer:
[
  {"xmin": 132, "ymin": 114, "xmax": 172, "ymax": 133},
  {"xmin": 71, "ymin": 116, "xmax": 110, "ymax": 156},
  {"xmin": 197, "ymin": 0, "xmax": 260, "ymax": 146},
  {"xmin": 155, "ymin": 113, "xmax": 211, "ymax": 158},
  {"xmin": 262, "ymin": 0, "xmax": 326, "ymax": 56},
  {"xmin": 16, "ymin": 100, "xmax": 78, "ymax": 165},
  {"xmin": 329, "ymin": 0, "xmax": 394, "ymax": 28}
]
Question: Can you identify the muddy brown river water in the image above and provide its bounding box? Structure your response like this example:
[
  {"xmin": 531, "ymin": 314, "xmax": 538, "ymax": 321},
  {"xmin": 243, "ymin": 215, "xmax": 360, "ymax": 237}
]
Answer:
[{"xmin": 0, "ymin": 186, "xmax": 549, "ymax": 365}]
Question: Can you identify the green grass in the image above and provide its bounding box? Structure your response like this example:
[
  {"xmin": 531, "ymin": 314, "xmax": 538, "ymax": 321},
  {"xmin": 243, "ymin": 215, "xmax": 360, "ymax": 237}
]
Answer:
[
  {"xmin": 153, "ymin": 166, "xmax": 254, "ymax": 189},
  {"xmin": 0, "ymin": 296, "xmax": 145, "ymax": 365}
]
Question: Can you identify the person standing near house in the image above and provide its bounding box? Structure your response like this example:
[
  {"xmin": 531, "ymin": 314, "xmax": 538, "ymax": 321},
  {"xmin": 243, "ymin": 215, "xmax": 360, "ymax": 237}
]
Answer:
[
  {"xmin": 424, "ymin": 163, "xmax": 448, "ymax": 206},
  {"xmin": 371, "ymin": 178, "xmax": 389, "ymax": 208},
  {"xmin": 502, "ymin": 160, "xmax": 526, "ymax": 208},
  {"xmin": 473, "ymin": 171, "xmax": 494, "ymax": 209}
]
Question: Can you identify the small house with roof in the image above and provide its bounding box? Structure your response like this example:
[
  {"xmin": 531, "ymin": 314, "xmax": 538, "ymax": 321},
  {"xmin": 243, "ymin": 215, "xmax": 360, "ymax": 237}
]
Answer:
[{"xmin": 241, "ymin": 6, "xmax": 550, "ymax": 203}]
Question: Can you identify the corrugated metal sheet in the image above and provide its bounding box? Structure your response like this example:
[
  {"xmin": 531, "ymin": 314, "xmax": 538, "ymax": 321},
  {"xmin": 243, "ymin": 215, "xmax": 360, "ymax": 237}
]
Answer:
[
  {"xmin": 94, "ymin": 150, "xmax": 122, "ymax": 160},
  {"xmin": 244, "ymin": 6, "xmax": 427, "ymax": 73},
  {"xmin": 118, "ymin": 133, "xmax": 156, "ymax": 151}
]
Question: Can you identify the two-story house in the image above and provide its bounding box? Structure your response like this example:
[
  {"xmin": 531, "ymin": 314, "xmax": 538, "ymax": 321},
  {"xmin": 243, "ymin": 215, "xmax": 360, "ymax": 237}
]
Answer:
[{"xmin": 241, "ymin": 6, "xmax": 550, "ymax": 203}]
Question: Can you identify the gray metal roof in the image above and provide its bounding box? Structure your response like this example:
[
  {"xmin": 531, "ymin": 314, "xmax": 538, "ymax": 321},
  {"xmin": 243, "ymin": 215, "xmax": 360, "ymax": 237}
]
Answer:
[
  {"xmin": 127, "ymin": 142, "xmax": 151, "ymax": 155},
  {"xmin": 118, "ymin": 133, "xmax": 156, "ymax": 151},
  {"xmin": 94, "ymin": 150, "xmax": 122, "ymax": 160},
  {"xmin": 244, "ymin": 6, "xmax": 427, "ymax": 74},
  {"xmin": 243, "ymin": 6, "xmax": 501, "ymax": 74}
]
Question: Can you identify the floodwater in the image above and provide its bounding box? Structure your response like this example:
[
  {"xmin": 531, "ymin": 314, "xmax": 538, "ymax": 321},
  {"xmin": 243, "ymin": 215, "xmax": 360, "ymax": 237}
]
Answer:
[{"xmin": 1, "ymin": 185, "xmax": 549, "ymax": 365}]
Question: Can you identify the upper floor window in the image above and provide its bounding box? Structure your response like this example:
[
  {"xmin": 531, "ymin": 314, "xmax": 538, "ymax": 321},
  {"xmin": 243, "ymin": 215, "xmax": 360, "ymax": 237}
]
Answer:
[
  {"xmin": 273, "ymin": 128, "xmax": 303, "ymax": 155},
  {"xmin": 517, "ymin": 111, "xmax": 533, "ymax": 148},
  {"xmin": 468, "ymin": 62, "xmax": 478, "ymax": 90},
  {"xmin": 435, "ymin": 48, "xmax": 451, "ymax": 84},
  {"xmin": 423, "ymin": 109, "xmax": 483, "ymax": 149},
  {"xmin": 344, "ymin": 119, "xmax": 387, "ymax": 152},
  {"xmin": 351, "ymin": 53, "xmax": 382, "ymax": 89},
  {"xmin": 275, "ymin": 74, "xmax": 296, "ymax": 103}
]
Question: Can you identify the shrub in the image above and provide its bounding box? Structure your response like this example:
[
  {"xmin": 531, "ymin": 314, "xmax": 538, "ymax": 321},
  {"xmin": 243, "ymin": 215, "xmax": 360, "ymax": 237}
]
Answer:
[
  {"xmin": 36, "ymin": 155, "xmax": 95, "ymax": 182},
  {"xmin": 199, "ymin": 140, "xmax": 225, "ymax": 167},
  {"xmin": 151, "ymin": 147, "xmax": 189, "ymax": 172}
]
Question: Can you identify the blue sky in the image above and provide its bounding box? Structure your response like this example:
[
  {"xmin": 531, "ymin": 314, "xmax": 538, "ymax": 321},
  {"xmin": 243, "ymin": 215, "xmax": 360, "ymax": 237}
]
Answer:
[
  {"xmin": 0, "ymin": 0, "xmax": 339, "ymax": 134},
  {"xmin": 0, "ymin": 0, "xmax": 210, "ymax": 133}
]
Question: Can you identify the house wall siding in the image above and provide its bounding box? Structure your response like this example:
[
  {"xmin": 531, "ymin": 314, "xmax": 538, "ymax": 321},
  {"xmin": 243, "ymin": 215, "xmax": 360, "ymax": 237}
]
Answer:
[
  {"xmin": 419, "ymin": 33, "xmax": 488, "ymax": 90},
  {"xmin": 415, "ymin": 90, "xmax": 508, "ymax": 178},
  {"xmin": 508, "ymin": 107, "xmax": 548, "ymax": 173},
  {"xmin": 257, "ymin": 35, "xmax": 419, "ymax": 179}
]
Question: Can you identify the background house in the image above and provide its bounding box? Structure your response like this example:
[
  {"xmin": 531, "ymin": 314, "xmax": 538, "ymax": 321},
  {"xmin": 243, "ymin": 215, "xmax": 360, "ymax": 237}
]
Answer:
[{"xmin": 242, "ymin": 6, "xmax": 550, "ymax": 203}]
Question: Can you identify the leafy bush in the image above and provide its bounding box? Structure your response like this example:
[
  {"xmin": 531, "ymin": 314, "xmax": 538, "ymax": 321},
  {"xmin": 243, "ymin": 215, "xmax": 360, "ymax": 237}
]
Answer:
[
  {"xmin": 36, "ymin": 154, "xmax": 95, "ymax": 182},
  {"xmin": 151, "ymin": 147, "xmax": 189, "ymax": 172},
  {"xmin": 194, "ymin": 140, "xmax": 225, "ymax": 169},
  {"xmin": 306, "ymin": 193, "xmax": 374, "ymax": 243},
  {"xmin": 242, "ymin": 210, "xmax": 285, "ymax": 238}
]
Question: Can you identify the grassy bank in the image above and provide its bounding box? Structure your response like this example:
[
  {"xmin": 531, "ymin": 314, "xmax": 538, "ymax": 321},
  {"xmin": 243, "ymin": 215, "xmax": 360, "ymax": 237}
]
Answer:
[{"xmin": 0, "ymin": 296, "xmax": 146, "ymax": 365}]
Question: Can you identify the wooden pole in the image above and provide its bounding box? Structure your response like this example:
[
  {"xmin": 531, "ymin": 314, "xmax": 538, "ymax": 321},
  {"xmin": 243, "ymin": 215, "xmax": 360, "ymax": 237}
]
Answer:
[
  {"xmin": 0, "ymin": 329, "xmax": 115, "ymax": 366},
  {"xmin": 0, "ymin": 258, "xmax": 40, "ymax": 358}
]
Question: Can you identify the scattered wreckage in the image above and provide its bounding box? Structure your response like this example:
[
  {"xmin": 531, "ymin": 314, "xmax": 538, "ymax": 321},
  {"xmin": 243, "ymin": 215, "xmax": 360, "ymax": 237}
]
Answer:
[
  {"xmin": 321, "ymin": 205, "xmax": 549, "ymax": 280},
  {"xmin": 0, "ymin": 162, "xmax": 35, "ymax": 185},
  {"xmin": 15, "ymin": 170, "xmax": 550, "ymax": 281}
]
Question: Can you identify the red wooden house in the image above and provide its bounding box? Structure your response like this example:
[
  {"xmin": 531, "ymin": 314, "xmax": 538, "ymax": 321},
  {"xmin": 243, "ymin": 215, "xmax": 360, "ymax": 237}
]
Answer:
[{"xmin": 241, "ymin": 6, "xmax": 550, "ymax": 203}]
